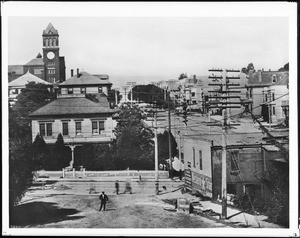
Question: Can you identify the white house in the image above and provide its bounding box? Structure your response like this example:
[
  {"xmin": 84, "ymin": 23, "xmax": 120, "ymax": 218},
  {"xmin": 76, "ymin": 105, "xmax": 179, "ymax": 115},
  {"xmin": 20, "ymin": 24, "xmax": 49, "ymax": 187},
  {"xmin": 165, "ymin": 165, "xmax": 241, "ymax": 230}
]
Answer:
[{"xmin": 8, "ymin": 71, "xmax": 52, "ymax": 105}]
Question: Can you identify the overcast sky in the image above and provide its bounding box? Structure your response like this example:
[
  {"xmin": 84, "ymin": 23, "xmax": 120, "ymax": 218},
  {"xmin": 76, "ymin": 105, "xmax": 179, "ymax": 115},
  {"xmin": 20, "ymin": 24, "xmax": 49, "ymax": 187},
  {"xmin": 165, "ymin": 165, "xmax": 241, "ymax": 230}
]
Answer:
[{"xmin": 3, "ymin": 2, "xmax": 295, "ymax": 88}]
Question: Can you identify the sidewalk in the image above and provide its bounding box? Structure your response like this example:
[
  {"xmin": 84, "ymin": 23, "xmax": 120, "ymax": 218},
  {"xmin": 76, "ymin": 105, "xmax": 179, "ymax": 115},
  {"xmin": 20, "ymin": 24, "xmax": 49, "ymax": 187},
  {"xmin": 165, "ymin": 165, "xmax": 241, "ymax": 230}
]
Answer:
[{"xmin": 157, "ymin": 189, "xmax": 283, "ymax": 228}]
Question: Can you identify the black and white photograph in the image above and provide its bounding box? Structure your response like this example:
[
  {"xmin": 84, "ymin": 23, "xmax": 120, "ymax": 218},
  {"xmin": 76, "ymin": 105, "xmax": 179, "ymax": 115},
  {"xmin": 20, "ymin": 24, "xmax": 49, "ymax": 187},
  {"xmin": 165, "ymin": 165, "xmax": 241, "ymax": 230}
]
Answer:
[{"xmin": 2, "ymin": 2, "xmax": 298, "ymax": 237}]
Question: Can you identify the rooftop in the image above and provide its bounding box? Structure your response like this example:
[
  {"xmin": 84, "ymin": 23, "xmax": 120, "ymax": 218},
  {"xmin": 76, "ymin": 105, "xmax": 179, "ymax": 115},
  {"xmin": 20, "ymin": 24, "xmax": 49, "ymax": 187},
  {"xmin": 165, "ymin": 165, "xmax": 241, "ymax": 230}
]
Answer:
[
  {"xmin": 8, "ymin": 71, "xmax": 50, "ymax": 87},
  {"xmin": 29, "ymin": 96, "xmax": 117, "ymax": 117},
  {"xmin": 60, "ymin": 71, "xmax": 112, "ymax": 86},
  {"xmin": 248, "ymin": 70, "xmax": 289, "ymax": 86},
  {"xmin": 43, "ymin": 23, "xmax": 58, "ymax": 35},
  {"xmin": 25, "ymin": 57, "xmax": 44, "ymax": 66}
]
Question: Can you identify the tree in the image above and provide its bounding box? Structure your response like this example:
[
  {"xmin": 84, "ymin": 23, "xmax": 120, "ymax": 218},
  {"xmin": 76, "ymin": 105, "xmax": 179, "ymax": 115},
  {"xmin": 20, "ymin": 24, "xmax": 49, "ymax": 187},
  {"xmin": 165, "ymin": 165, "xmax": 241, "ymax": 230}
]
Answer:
[
  {"xmin": 111, "ymin": 105, "xmax": 154, "ymax": 170},
  {"xmin": 265, "ymin": 161, "xmax": 289, "ymax": 227},
  {"xmin": 9, "ymin": 82, "xmax": 56, "ymax": 209},
  {"xmin": 241, "ymin": 63, "xmax": 255, "ymax": 74},
  {"xmin": 278, "ymin": 63, "xmax": 289, "ymax": 72},
  {"xmin": 31, "ymin": 134, "xmax": 51, "ymax": 170},
  {"xmin": 107, "ymin": 89, "xmax": 121, "ymax": 108},
  {"xmin": 50, "ymin": 134, "xmax": 70, "ymax": 170},
  {"xmin": 128, "ymin": 84, "xmax": 171, "ymax": 109},
  {"xmin": 157, "ymin": 130, "xmax": 178, "ymax": 164},
  {"xmin": 11, "ymin": 82, "xmax": 56, "ymax": 138},
  {"xmin": 178, "ymin": 73, "xmax": 188, "ymax": 80}
]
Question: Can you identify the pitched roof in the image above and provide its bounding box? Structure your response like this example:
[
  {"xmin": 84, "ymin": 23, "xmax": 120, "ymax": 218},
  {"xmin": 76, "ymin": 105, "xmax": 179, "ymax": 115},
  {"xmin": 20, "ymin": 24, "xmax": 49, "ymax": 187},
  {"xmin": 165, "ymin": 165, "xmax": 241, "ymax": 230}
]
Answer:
[
  {"xmin": 43, "ymin": 23, "xmax": 58, "ymax": 35},
  {"xmin": 25, "ymin": 57, "xmax": 44, "ymax": 66},
  {"xmin": 248, "ymin": 71, "xmax": 289, "ymax": 86},
  {"xmin": 8, "ymin": 65, "xmax": 24, "ymax": 75},
  {"xmin": 60, "ymin": 71, "xmax": 112, "ymax": 86},
  {"xmin": 29, "ymin": 96, "xmax": 117, "ymax": 117},
  {"xmin": 8, "ymin": 71, "xmax": 50, "ymax": 87}
]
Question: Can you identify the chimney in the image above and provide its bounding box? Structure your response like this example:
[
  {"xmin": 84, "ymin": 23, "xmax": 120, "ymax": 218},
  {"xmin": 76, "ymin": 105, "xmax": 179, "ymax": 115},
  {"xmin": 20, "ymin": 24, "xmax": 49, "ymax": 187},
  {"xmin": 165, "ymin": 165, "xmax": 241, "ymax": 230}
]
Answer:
[
  {"xmin": 77, "ymin": 68, "xmax": 79, "ymax": 78},
  {"xmin": 71, "ymin": 69, "xmax": 74, "ymax": 77},
  {"xmin": 258, "ymin": 71, "xmax": 262, "ymax": 83}
]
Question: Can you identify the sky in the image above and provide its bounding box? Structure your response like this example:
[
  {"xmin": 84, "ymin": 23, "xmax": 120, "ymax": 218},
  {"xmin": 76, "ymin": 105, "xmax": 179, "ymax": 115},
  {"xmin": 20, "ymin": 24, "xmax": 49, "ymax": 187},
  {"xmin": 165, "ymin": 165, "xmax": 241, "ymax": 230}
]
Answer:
[{"xmin": 3, "ymin": 2, "xmax": 295, "ymax": 89}]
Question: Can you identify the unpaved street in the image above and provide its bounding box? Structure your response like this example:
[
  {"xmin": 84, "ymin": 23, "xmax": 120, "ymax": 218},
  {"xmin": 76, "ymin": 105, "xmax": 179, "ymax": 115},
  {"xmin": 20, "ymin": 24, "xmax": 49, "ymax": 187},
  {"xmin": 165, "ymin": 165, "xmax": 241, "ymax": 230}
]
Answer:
[{"xmin": 10, "ymin": 186, "xmax": 228, "ymax": 229}]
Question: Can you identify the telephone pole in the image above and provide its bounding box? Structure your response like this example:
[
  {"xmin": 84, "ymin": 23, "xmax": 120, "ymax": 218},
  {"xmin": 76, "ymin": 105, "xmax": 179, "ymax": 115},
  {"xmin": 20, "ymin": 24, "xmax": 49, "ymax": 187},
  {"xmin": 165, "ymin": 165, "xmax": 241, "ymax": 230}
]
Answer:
[
  {"xmin": 208, "ymin": 68, "xmax": 241, "ymax": 219},
  {"xmin": 168, "ymin": 90, "xmax": 173, "ymax": 175},
  {"xmin": 154, "ymin": 112, "xmax": 159, "ymax": 195}
]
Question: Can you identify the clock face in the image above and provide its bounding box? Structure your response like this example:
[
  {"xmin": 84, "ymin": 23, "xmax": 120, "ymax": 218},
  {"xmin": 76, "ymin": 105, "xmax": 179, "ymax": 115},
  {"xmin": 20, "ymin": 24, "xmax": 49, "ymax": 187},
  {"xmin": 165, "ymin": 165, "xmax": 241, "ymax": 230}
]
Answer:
[{"xmin": 47, "ymin": 51, "xmax": 55, "ymax": 60}]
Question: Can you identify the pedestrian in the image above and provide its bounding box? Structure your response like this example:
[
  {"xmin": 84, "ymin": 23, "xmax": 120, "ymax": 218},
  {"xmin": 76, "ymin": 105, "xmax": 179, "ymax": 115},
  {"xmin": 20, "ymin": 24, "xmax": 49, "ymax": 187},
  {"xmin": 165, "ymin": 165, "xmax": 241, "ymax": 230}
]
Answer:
[
  {"xmin": 115, "ymin": 180, "xmax": 119, "ymax": 195},
  {"xmin": 99, "ymin": 191, "xmax": 108, "ymax": 211},
  {"xmin": 124, "ymin": 180, "xmax": 132, "ymax": 194}
]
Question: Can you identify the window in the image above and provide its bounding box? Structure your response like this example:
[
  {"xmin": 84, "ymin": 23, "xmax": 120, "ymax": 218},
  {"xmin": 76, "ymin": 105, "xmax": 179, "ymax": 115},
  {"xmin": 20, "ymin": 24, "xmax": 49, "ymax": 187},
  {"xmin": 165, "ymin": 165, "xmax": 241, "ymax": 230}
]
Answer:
[
  {"xmin": 11, "ymin": 89, "xmax": 18, "ymax": 94},
  {"xmin": 272, "ymin": 93, "xmax": 275, "ymax": 101},
  {"xmin": 47, "ymin": 62, "xmax": 55, "ymax": 66},
  {"xmin": 193, "ymin": 148, "xmax": 195, "ymax": 168},
  {"xmin": 39, "ymin": 122, "xmax": 52, "ymax": 137},
  {"xmin": 273, "ymin": 106, "xmax": 275, "ymax": 115},
  {"xmin": 68, "ymin": 88, "xmax": 73, "ymax": 94},
  {"xmin": 39, "ymin": 123, "xmax": 45, "ymax": 137},
  {"xmin": 272, "ymin": 75, "xmax": 277, "ymax": 83},
  {"xmin": 192, "ymin": 92, "xmax": 195, "ymax": 97},
  {"xmin": 98, "ymin": 87, "xmax": 103, "ymax": 93},
  {"xmin": 75, "ymin": 121, "xmax": 82, "ymax": 135},
  {"xmin": 46, "ymin": 123, "xmax": 52, "ymax": 136},
  {"xmin": 265, "ymin": 93, "xmax": 268, "ymax": 102},
  {"xmin": 92, "ymin": 120, "xmax": 105, "ymax": 134},
  {"xmin": 81, "ymin": 87, "xmax": 86, "ymax": 94},
  {"xmin": 199, "ymin": 150, "xmax": 202, "ymax": 170},
  {"xmin": 230, "ymin": 151, "xmax": 239, "ymax": 172},
  {"xmin": 48, "ymin": 68, "xmax": 55, "ymax": 74},
  {"xmin": 62, "ymin": 122, "xmax": 69, "ymax": 136},
  {"xmin": 34, "ymin": 68, "xmax": 43, "ymax": 74}
]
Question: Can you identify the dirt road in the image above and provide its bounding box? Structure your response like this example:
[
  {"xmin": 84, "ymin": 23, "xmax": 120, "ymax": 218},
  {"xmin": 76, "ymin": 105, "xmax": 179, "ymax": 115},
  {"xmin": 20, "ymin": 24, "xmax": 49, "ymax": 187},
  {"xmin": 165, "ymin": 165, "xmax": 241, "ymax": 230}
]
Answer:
[{"xmin": 10, "ymin": 186, "xmax": 228, "ymax": 229}]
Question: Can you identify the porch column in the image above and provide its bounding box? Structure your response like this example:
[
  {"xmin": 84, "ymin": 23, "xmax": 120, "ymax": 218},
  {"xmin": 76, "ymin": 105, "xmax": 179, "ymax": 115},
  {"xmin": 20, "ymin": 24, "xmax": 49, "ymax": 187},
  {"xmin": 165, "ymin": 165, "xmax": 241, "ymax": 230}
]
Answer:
[{"xmin": 68, "ymin": 145, "xmax": 78, "ymax": 169}]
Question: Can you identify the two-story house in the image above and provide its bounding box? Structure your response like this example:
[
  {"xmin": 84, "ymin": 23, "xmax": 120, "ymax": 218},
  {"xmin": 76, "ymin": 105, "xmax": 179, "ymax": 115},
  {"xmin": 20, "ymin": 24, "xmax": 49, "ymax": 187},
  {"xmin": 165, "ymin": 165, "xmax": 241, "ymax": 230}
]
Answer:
[
  {"xmin": 59, "ymin": 70, "xmax": 112, "ymax": 96},
  {"xmin": 247, "ymin": 69, "xmax": 289, "ymax": 124},
  {"xmin": 29, "ymin": 70, "xmax": 117, "ymax": 169}
]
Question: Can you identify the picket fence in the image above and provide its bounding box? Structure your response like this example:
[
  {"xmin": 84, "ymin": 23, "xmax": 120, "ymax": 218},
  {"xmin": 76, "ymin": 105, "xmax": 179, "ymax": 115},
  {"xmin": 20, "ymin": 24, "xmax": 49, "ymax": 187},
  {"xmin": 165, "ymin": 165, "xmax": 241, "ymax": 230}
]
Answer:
[{"xmin": 35, "ymin": 169, "xmax": 169, "ymax": 180}]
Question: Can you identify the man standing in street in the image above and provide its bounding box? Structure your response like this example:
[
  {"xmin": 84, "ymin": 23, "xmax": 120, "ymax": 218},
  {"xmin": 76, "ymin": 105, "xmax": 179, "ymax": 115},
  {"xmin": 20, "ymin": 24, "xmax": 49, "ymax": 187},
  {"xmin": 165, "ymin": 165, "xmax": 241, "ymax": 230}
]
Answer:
[{"xmin": 99, "ymin": 191, "xmax": 109, "ymax": 211}]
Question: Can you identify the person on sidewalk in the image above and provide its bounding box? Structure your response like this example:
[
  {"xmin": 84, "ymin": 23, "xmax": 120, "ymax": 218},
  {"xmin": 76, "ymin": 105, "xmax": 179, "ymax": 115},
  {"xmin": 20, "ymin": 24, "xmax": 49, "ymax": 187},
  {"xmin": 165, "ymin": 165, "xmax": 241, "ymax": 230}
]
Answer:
[
  {"xmin": 99, "ymin": 191, "xmax": 109, "ymax": 211},
  {"xmin": 115, "ymin": 180, "xmax": 119, "ymax": 195}
]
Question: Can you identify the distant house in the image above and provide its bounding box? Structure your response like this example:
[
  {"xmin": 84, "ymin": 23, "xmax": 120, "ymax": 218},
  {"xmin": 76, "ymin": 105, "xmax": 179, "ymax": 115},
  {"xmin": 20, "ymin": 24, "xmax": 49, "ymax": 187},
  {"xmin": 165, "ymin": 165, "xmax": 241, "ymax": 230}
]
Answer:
[
  {"xmin": 182, "ymin": 130, "xmax": 288, "ymax": 201},
  {"xmin": 8, "ymin": 71, "xmax": 52, "ymax": 105},
  {"xmin": 247, "ymin": 69, "xmax": 289, "ymax": 123},
  {"xmin": 59, "ymin": 70, "xmax": 112, "ymax": 96}
]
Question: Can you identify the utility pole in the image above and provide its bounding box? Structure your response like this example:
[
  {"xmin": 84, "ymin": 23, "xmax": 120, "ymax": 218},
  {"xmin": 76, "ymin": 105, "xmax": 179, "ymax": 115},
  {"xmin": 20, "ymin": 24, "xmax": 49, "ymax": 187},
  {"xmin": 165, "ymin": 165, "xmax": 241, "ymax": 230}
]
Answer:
[
  {"xmin": 208, "ymin": 68, "xmax": 241, "ymax": 219},
  {"xmin": 115, "ymin": 89, "xmax": 118, "ymax": 106},
  {"xmin": 168, "ymin": 90, "xmax": 173, "ymax": 175},
  {"xmin": 154, "ymin": 112, "xmax": 159, "ymax": 195}
]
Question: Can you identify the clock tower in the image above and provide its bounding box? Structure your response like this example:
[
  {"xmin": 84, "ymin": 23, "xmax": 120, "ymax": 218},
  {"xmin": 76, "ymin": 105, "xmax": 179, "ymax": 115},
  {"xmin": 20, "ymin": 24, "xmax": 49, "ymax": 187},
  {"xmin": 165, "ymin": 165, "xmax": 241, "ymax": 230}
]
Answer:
[{"xmin": 42, "ymin": 23, "xmax": 65, "ymax": 83}]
